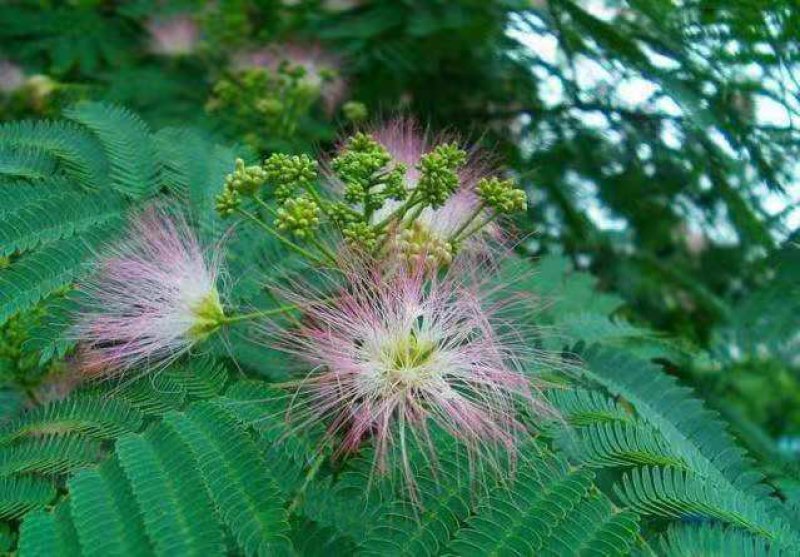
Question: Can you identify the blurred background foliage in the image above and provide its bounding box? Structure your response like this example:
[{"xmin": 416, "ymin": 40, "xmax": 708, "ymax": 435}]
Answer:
[{"xmin": 0, "ymin": 0, "xmax": 798, "ymax": 488}]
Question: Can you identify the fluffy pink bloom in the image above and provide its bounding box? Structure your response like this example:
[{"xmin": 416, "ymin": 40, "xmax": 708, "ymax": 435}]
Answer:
[
  {"xmin": 369, "ymin": 119, "xmax": 501, "ymax": 256},
  {"xmin": 0, "ymin": 60, "xmax": 25, "ymax": 93},
  {"xmin": 271, "ymin": 255, "xmax": 554, "ymax": 498},
  {"xmin": 233, "ymin": 42, "xmax": 347, "ymax": 115},
  {"xmin": 146, "ymin": 14, "xmax": 199, "ymax": 56},
  {"xmin": 72, "ymin": 208, "xmax": 225, "ymax": 379}
]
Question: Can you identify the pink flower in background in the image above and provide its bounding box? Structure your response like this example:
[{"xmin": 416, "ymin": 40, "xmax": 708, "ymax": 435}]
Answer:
[
  {"xmin": 73, "ymin": 207, "xmax": 225, "ymax": 379},
  {"xmin": 146, "ymin": 14, "xmax": 200, "ymax": 56},
  {"xmin": 272, "ymin": 255, "xmax": 554, "ymax": 498},
  {"xmin": 369, "ymin": 119, "xmax": 502, "ymax": 255},
  {"xmin": 233, "ymin": 42, "xmax": 347, "ymax": 114},
  {"xmin": 0, "ymin": 60, "xmax": 25, "ymax": 93}
]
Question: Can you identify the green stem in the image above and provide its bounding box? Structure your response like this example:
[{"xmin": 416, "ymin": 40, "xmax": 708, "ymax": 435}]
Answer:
[
  {"xmin": 450, "ymin": 202, "xmax": 487, "ymax": 242},
  {"xmin": 288, "ymin": 451, "xmax": 327, "ymax": 515},
  {"xmin": 253, "ymin": 195, "xmax": 277, "ymax": 217},
  {"xmin": 220, "ymin": 304, "xmax": 299, "ymax": 325},
  {"xmin": 236, "ymin": 207, "xmax": 324, "ymax": 264},
  {"xmin": 373, "ymin": 191, "xmax": 422, "ymax": 231},
  {"xmin": 454, "ymin": 209, "xmax": 500, "ymax": 244}
]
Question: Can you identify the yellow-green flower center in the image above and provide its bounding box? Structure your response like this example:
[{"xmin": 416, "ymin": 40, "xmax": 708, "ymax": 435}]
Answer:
[
  {"xmin": 188, "ymin": 290, "xmax": 225, "ymax": 339},
  {"xmin": 380, "ymin": 332, "xmax": 437, "ymax": 387}
]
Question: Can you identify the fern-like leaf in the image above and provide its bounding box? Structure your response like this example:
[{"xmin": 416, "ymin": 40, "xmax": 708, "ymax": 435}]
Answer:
[
  {"xmin": 115, "ymin": 431, "xmax": 226, "ymax": 556},
  {"xmin": 0, "ymin": 395, "xmax": 144, "ymax": 445},
  {"xmin": 0, "ymin": 434, "xmax": 100, "ymax": 476},
  {"xmin": 18, "ymin": 504, "xmax": 81, "ymax": 557},
  {"xmin": 580, "ymin": 345, "xmax": 770, "ymax": 497},
  {"xmin": 0, "ymin": 146, "xmax": 58, "ymax": 179},
  {"xmin": 0, "ymin": 218, "xmax": 123, "ymax": 326},
  {"xmin": 0, "ymin": 120, "xmax": 108, "ymax": 189},
  {"xmin": 0, "ymin": 189, "xmax": 124, "ymax": 257},
  {"xmin": 161, "ymin": 402, "xmax": 292, "ymax": 556},
  {"xmin": 65, "ymin": 103, "xmax": 159, "ymax": 199},
  {"xmin": 0, "ymin": 476, "xmax": 55, "ymax": 519},
  {"xmin": 616, "ymin": 466, "xmax": 800, "ymax": 549},
  {"xmin": 656, "ymin": 523, "xmax": 784, "ymax": 556},
  {"xmin": 68, "ymin": 459, "xmax": 152, "ymax": 557},
  {"xmin": 446, "ymin": 453, "xmax": 603, "ymax": 556}
]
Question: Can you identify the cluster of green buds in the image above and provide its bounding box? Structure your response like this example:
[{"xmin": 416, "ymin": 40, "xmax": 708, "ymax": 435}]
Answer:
[
  {"xmin": 264, "ymin": 153, "xmax": 318, "ymax": 202},
  {"xmin": 396, "ymin": 221, "xmax": 455, "ymax": 269},
  {"xmin": 476, "ymin": 177, "xmax": 527, "ymax": 214},
  {"xmin": 275, "ymin": 195, "xmax": 320, "ymax": 239},
  {"xmin": 215, "ymin": 158, "xmax": 268, "ymax": 216},
  {"xmin": 206, "ymin": 64, "xmax": 324, "ymax": 150},
  {"xmin": 332, "ymin": 133, "xmax": 408, "ymax": 215},
  {"xmin": 215, "ymin": 128, "xmax": 527, "ymax": 269},
  {"xmin": 416, "ymin": 143, "xmax": 467, "ymax": 208}
]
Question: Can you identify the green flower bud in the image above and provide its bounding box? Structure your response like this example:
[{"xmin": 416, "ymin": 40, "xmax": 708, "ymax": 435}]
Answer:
[
  {"xmin": 224, "ymin": 158, "xmax": 268, "ymax": 196},
  {"xmin": 342, "ymin": 101, "xmax": 368, "ymax": 122},
  {"xmin": 263, "ymin": 153, "xmax": 318, "ymax": 202},
  {"xmin": 342, "ymin": 221, "xmax": 378, "ymax": 250},
  {"xmin": 416, "ymin": 143, "xmax": 467, "ymax": 209},
  {"xmin": 382, "ymin": 164, "xmax": 408, "ymax": 201},
  {"xmin": 332, "ymin": 133, "xmax": 392, "ymax": 201},
  {"xmin": 328, "ymin": 202, "xmax": 360, "ymax": 227},
  {"xmin": 476, "ymin": 177, "xmax": 528, "ymax": 214},
  {"xmin": 215, "ymin": 185, "xmax": 241, "ymax": 218},
  {"xmin": 396, "ymin": 221, "xmax": 454, "ymax": 270},
  {"xmin": 274, "ymin": 195, "xmax": 321, "ymax": 239},
  {"xmin": 256, "ymin": 97, "xmax": 284, "ymax": 116}
]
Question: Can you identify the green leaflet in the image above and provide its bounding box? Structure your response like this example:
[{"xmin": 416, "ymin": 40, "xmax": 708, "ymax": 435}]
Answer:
[
  {"xmin": 0, "ymin": 476, "xmax": 56, "ymax": 520},
  {"xmin": 617, "ymin": 466, "xmax": 800, "ymax": 550},
  {"xmin": 0, "ymin": 188, "xmax": 125, "ymax": 258},
  {"xmin": 161, "ymin": 402, "xmax": 292, "ymax": 556},
  {"xmin": 0, "ymin": 394, "xmax": 144, "ymax": 445},
  {"xmin": 0, "ymin": 145, "xmax": 58, "ymax": 179},
  {"xmin": 0, "ymin": 434, "xmax": 100, "ymax": 476},
  {"xmin": 115, "ymin": 431, "xmax": 226, "ymax": 556},
  {"xmin": 0, "ymin": 120, "xmax": 108, "ymax": 190},
  {"xmin": 0, "ymin": 217, "xmax": 124, "ymax": 327},
  {"xmin": 18, "ymin": 504, "xmax": 81, "ymax": 557},
  {"xmin": 67, "ymin": 459, "xmax": 152, "ymax": 557},
  {"xmin": 64, "ymin": 102, "xmax": 160, "ymax": 199},
  {"xmin": 445, "ymin": 451, "xmax": 639, "ymax": 556},
  {"xmin": 655, "ymin": 523, "xmax": 783, "ymax": 557}
]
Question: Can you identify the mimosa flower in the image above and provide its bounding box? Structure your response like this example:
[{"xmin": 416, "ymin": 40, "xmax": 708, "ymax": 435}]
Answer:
[
  {"xmin": 146, "ymin": 14, "xmax": 200, "ymax": 57},
  {"xmin": 271, "ymin": 255, "xmax": 554, "ymax": 499},
  {"xmin": 0, "ymin": 60, "xmax": 25, "ymax": 93},
  {"xmin": 73, "ymin": 207, "xmax": 225, "ymax": 378}
]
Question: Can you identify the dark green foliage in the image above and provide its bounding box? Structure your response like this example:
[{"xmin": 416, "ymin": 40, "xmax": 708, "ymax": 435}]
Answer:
[
  {"xmin": 18, "ymin": 504, "xmax": 81, "ymax": 557},
  {"xmin": 116, "ymin": 431, "xmax": 227, "ymax": 555},
  {"xmin": 655, "ymin": 524, "xmax": 783, "ymax": 557},
  {"xmin": 446, "ymin": 452, "xmax": 638, "ymax": 556},
  {"xmin": 0, "ymin": 394, "xmax": 144, "ymax": 444},
  {"xmin": 64, "ymin": 103, "xmax": 160, "ymax": 199},
  {"xmin": 0, "ymin": 434, "xmax": 100, "ymax": 476},
  {"xmin": 0, "ymin": 476, "xmax": 55, "ymax": 519},
  {"xmin": 67, "ymin": 460, "xmax": 152, "ymax": 557},
  {"xmin": 616, "ymin": 466, "xmax": 797, "ymax": 549},
  {"xmin": 0, "ymin": 122, "xmax": 108, "ymax": 189},
  {"xmin": 161, "ymin": 403, "xmax": 292, "ymax": 555}
]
